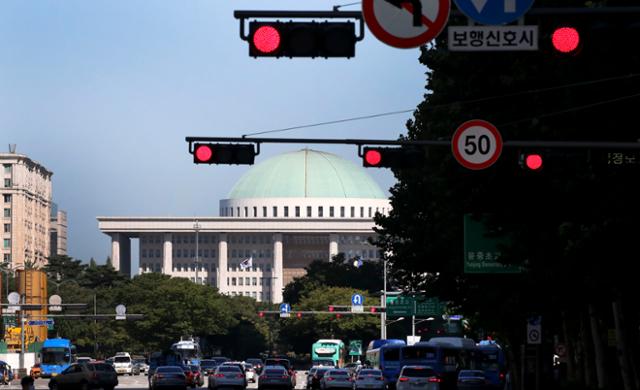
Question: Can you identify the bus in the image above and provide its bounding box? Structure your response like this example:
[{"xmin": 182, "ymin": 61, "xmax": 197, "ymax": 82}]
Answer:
[
  {"xmin": 40, "ymin": 338, "xmax": 77, "ymax": 377},
  {"xmin": 311, "ymin": 339, "xmax": 346, "ymax": 367},
  {"xmin": 365, "ymin": 339, "xmax": 405, "ymax": 386},
  {"xmin": 401, "ymin": 337, "xmax": 479, "ymax": 388},
  {"xmin": 477, "ymin": 343, "xmax": 507, "ymax": 389},
  {"xmin": 171, "ymin": 336, "xmax": 202, "ymax": 365}
]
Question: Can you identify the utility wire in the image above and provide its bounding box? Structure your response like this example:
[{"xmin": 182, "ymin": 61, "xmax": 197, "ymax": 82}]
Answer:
[
  {"xmin": 241, "ymin": 73, "xmax": 640, "ymax": 137},
  {"xmin": 333, "ymin": 2, "xmax": 361, "ymax": 10},
  {"xmin": 498, "ymin": 91, "xmax": 640, "ymax": 128}
]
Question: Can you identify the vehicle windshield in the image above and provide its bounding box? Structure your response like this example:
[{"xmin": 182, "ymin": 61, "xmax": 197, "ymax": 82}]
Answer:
[
  {"xmin": 42, "ymin": 348, "xmax": 71, "ymax": 365},
  {"xmin": 114, "ymin": 357, "xmax": 130, "ymax": 363},
  {"xmin": 200, "ymin": 360, "xmax": 216, "ymax": 368},
  {"xmin": 402, "ymin": 368, "xmax": 436, "ymax": 378}
]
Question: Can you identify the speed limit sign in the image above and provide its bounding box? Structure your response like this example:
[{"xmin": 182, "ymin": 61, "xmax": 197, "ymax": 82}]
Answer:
[{"xmin": 452, "ymin": 119, "xmax": 503, "ymax": 170}]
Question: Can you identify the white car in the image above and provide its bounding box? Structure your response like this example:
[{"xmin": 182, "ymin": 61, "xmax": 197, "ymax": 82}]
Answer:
[
  {"xmin": 113, "ymin": 353, "xmax": 133, "ymax": 375},
  {"xmin": 243, "ymin": 363, "xmax": 257, "ymax": 383}
]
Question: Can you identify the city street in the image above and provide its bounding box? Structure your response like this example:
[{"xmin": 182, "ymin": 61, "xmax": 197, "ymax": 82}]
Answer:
[{"xmin": 5, "ymin": 371, "xmax": 309, "ymax": 390}]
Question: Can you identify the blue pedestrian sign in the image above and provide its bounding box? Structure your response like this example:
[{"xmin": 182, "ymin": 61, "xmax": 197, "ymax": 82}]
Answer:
[
  {"xmin": 279, "ymin": 303, "xmax": 291, "ymax": 314},
  {"xmin": 351, "ymin": 294, "xmax": 364, "ymax": 306},
  {"xmin": 453, "ymin": 0, "xmax": 535, "ymax": 25}
]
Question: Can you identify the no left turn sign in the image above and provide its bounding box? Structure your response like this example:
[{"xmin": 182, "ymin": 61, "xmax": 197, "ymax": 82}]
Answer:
[
  {"xmin": 452, "ymin": 119, "xmax": 503, "ymax": 170},
  {"xmin": 363, "ymin": 0, "xmax": 451, "ymax": 48}
]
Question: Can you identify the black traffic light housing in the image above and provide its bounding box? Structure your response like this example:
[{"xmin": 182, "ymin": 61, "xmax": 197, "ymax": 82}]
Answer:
[
  {"xmin": 249, "ymin": 21, "xmax": 356, "ymax": 58},
  {"xmin": 192, "ymin": 143, "xmax": 256, "ymax": 165},
  {"xmin": 362, "ymin": 146, "xmax": 423, "ymax": 168}
]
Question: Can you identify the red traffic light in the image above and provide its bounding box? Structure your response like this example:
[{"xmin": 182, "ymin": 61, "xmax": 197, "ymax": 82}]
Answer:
[
  {"xmin": 552, "ymin": 27, "xmax": 581, "ymax": 54},
  {"xmin": 525, "ymin": 154, "xmax": 544, "ymax": 171},
  {"xmin": 296, "ymin": 312, "xmax": 302, "ymax": 319},
  {"xmin": 258, "ymin": 311, "xmax": 265, "ymax": 318},
  {"xmin": 194, "ymin": 144, "xmax": 213, "ymax": 163},
  {"xmin": 328, "ymin": 306, "xmax": 334, "ymax": 312},
  {"xmin": 335, "ymin": 313, "xmax": 342, "ymax": 319},
  {"xmin": 253, "ymin": 25, "xmax": 281, "ymax": 54},
  {"xmin": 364, "ymin": 149, "xmax": 382, "ymax": 167},
  {"xmin": 370, "ymin": 307, "xmax": 377, "ymax": 313}
]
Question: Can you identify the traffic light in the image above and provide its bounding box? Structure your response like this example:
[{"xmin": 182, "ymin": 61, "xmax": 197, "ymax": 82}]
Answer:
[
  {"xmin": 362, "ymin": 146, "xmax": 422, "ymax": 168},
  {"xmin": 328, "ymin": 306, "xmax": 335, "ymax": 312},
  {"xmin": 519, "ymin": 152, "xmax": 544, "ymax": 171},
  {"xmin": 551, "ymin": 26, "xmax": 581, "ymax": 54},
  {"xmin": 296, "ymin": 312, "xmax": 303, "ymax": 319},
  {"xmin": 192, "ymin": 143, "xmax": 255, "ymax": 165},
  {"xmin": 258, "ymin": 311, "xmax": 265, "ymax": 318},
  {"xmin": 249, "ymin": 21, "xmax": 356, "ymax": 58},
  {"xmin": 370, "ymin": 307, "xmax": 377, "ymax": 313}
]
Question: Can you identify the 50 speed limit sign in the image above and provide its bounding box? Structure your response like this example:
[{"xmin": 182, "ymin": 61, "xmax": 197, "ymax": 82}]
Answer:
[{"xmin": 452, "ymin": 119, "xmax": 503, "ymax": 170}]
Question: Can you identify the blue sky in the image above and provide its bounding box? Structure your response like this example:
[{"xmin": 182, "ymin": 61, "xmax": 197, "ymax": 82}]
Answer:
[{"xmin": 0, "ymin": 1, "xmax": 427, "ymax": 264}]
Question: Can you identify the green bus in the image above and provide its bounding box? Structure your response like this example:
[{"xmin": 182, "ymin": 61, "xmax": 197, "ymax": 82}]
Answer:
[{"xmin": 311, "ymin": 339, "xmax": 346, "ymax": 368}]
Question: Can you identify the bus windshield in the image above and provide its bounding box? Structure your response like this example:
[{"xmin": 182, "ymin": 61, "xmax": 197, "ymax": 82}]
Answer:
[{"xmin": 42, "ymin": 348, "xmax": 71, "ymax": 365}]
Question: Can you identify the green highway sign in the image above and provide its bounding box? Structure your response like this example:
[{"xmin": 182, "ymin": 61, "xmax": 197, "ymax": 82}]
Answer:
[
  {"xmin": 386, "ymin": 296, "xmax": 445, "ymax": 317},
  {"xmin": 464, "ymin": 214, "xmax": 522, "ymax": 274},
  {"xmin": 349, "ymin": 340, "xmax": 362, "ymax": 356}
]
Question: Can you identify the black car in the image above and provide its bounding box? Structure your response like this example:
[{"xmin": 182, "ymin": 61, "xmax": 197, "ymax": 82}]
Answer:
[
  {"xmin": 49, "ymin": 363, "xmax": 118, "ymax": 390},
  {"xmin": 200, "ymin": 360, "xmax": 218, "ymax": 376},
  {"xmin": 245, "ymin": 358, "xmax": 264, "ymax": 374}
]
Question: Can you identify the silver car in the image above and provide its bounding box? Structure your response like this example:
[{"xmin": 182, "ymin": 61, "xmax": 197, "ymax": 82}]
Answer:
[
  {"xmin": 209, "ymin": 365, "xmax": 246, "ymax": 390},
  {"xmin": 353, "ymin": 369, "xmax": 385, "ymax": 390},
  {"xmin": 320, "ymin": 369, "xmax": 353, "ymax": 390},
  {"xmin": 306, "ymin": 367, "xmax": 318, "ymax": 389},
  {"xmin": 396, "ymin": 366, "xmax": 441, "ymax": 390},
  {"xmin": 258, "ymin": 366, "xmax": 292, "ymax": 390}
]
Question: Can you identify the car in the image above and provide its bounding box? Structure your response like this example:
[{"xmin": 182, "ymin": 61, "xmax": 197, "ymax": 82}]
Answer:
[
  {"xmin": 264, "ymin": 358, "xmax": 296, "ymax": 387},
  {"xmin": 243, "ymin": 363, "xmax": 257, "ymax": 383},
  {"xmin": 30, "ymin": 363, "xmax": 42, "ymax": 379},
  {"xmin": 133, "ymin": 357, "xmax": 150, "ymax": 374},
  {"xmin": 306, "ymin": 367, "xmax": 318, "ymax": 389},
  {"xmin": 310, "ymin": 367, "xmax": 332, "ymax": 390},
  {"xmin": 221, "ymin": 361, "xmax": 246, "ymax": 374},
  {"xmin": 200, "ymin": 360, "xmax": 218, "ymax": 376},
  {"xmin": 258, "ymin": 365, "xmax": 292, "ymax": 390},
  {"xmin": 208, "ymin": 357, "xmax": 231, "ymax": 368},
  {"xmin": 353, "ymin": 369, "xmax": 385, "ymax": 390},
  {"xmin": 48, "ymin": 362, "xmax": 118, "ymax": 390},
  {"xmin": 396, "ymin": 366, "xmax": 442, "ymax": 390},
  {"xmin": 184, "ymin": 365, "xmax": 204, "ymax": 387},
  {"xmin": 209, "ymin": 365, "xmax": 246, "ymax": 390},
  {"xmin": 320, "ymin": 369, "xmax": 353, "ymax": 390},
  {"xmin": 457, "ymin": 370, "xmax": 487, "ymax": 389},
  {"xmin": 150, "ymin": 366, "xmax": 188, "ymax": 390},
  {"xmin": 245, "ymin": 358, "xmax": 264, "ymax": 374},
  {"xmin": 113, "ymin": 353, "xmax": 134, "ymax": 375}
]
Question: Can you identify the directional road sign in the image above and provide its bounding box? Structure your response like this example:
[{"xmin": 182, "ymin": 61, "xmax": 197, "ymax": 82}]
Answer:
[
  {"xmin": 28, "ymin": 319, "xmax": 54, "ymax": 326},
  {"xmin": 362, "ymin": 0, "xmax": 451, "ymax": 48},
  {"xmin": 453, "ymin": 0, "xmax": 535, "ymax": 25},
  {"xmin": 452, "ymin": 119, "xmax": 503, "ymax": 170},
  {"xmin": 349, "ymin": 340, "xmax": 363, "ymax": 356},
  {"xmin": 351, "ymin": 294, "xmax": 365, "ymax": 306},
  {"xmin": 279, "ymin": 303, "xmax": 291, "ymax": 318}
]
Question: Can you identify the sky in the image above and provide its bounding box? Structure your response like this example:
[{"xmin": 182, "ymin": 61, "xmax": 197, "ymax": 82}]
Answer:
[{"xmin": 0, "ymin": 1, "xmax": 427, "ymax": 264}]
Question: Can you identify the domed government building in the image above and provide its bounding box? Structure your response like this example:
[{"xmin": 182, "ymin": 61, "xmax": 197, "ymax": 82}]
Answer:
[{"xmin": 97, "ymin": 150, "xmax": 391, "ymax": 303}]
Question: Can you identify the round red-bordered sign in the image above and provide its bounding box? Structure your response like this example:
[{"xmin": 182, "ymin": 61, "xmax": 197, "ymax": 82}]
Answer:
[
  {"xmin": 452, "ymin": 119, "xmax": 503, "ymax": 170},
  {"xmin": 362, "ymin": 0, "xmax": 451, "ymax": 49}
]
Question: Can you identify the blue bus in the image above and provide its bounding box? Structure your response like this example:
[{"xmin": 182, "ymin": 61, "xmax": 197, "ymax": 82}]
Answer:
[
  {"xmin": 40, "ymin": 338, "xmax": 77, "ymax": 377},
  {"xmin": 477, "ymin": 343, "xmax": 507, "ymax": 389},
  {"xmin": 365, "ymin": 340, "xmax": 405, "ymax": 386}
]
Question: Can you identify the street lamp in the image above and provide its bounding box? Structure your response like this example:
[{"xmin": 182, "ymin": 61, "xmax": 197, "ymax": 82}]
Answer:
[
  {"xmin": 386, "ymin": 317, "xmax": 405, "ymax": 325},
  {"xmin": 194, "ymin": 219, "xmax": 201, "ymax": 285},
  {"xmin": 412, "ymin": 317, "xmax": 435, "ymax": 337}
]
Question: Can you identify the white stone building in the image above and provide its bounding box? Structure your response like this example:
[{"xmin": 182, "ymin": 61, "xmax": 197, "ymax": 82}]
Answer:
[{"xmin": 97, "ymin": 149, "xmax": 391, "ymax": 303}]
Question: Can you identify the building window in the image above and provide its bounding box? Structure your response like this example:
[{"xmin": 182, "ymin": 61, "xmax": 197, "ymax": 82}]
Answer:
[
  {"xmin": 318, "ymin": 206, "xmax": 323, "ymax": 217},
  {"xmin": 284, "ymin": 206, "xmax": 289, "ymax": 217},
  {"xmin": 244, "ymin": 207, "xmax": 248, "ymax": 217},
  {"xmin": 253, "ymin": 207, "xmax": 257, "ymax": 217},
  {"xmin": 231, "ymin": 277, "xmax": 237, "ymax": 286},
  {"xmin": 239, "ymin": 277, "xmax": 244, "ymax": 286},
  {"xmin": 2, "ymin": 209, "xmax": 9, "ymax": 218},
  {"xmin": 263, "ymin": 207, "xmax": 267, "ymax": 217},
  {"xmin": 236, "ymin": 207, "xmax": 240, "ymax": 217},
  {"xmin": 3, "ymin": 195, "xmax": 10, "ymax": 203},
  {"xmin": 360, "ymin": 207, "xmax": 364, "ymax": 218},
  {"xmin": 3, "ymin": 239, "xmax": 10, "ymax": 249},
  {"xmin": 368, "ymin": 207, "xmax": 372, "ymax": 217},
  {"xmin": 190, "ymin": 235, "xmax": 195, "ymax": 244},
  {"xmin": 3, "ymin": 179, "xmax": 10, "ymax": 188},
  {"xmin": 204, "ymin": 249, "xmax": 209, "ymax": 258},
  {"xmin": 340, "ymin": 207, "xmax": 345, "ymax": 217},
  {"xmin": 231, "ymin": 249, "xmax": 237, "ymax": 258},
  {"xmin": 295, "ymin": 206, "xmax": 300, "ymax": 217},
  {"xmin": 259, "ymin": 278, "xmax": 263, "ymax": 286},
  {"xmin": 142, "ymin": 249, "xmax": 147, "ymax": 258},
  {"xmin": 3, "ymin": 165, "xmax": 10, "ymax": 174},
  {"xmin": 273, "ymin": 206, "xmax": 278, "ymax": 217},
  {"xmin": 252, "ymin": 277, "xmax": 257, "ymax": 286},
  {"xmin": 245, "ymin": 277, "xmax": 250, "ymax": 285},
  {"xmin": 155, "ymin": 249, "xmax": 161, "ymax": 258},
  {"xmin": 3, "ymin": 224, "xmax": 10, "ymax": 233},
  {"xmin": 3, "ymin": 254, "xmax": 10, "ymax": 262},
  {"xmin": 350, "ymin": 207, "xmax": 355, "ymax": 217}
]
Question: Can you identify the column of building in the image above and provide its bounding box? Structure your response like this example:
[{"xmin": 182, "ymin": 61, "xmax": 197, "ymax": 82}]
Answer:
[
  {"xmin": 272, "ymin": 233, "xmax": 283, "ymax": 303},
  {"xmin": 163, "ymin": 233, "xmax": 173, "ymax": 275},
  {"xmin": 329, "ymin": 234, "xmax": 339, "ymax": 260},
  {"xmin": 111, "ymin": 233, "xmax": 121, "ymax": 271},
  {"xmin": 217, "ymin": 233, "xmax": 228, "ymax": 294}
]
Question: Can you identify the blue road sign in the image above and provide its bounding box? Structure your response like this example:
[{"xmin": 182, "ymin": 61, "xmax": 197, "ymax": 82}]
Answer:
[
  {"xmin": 351, "ymin": 294, "xmax": 364, "ymax": 306},
  {"xmin": 279, "ymin": 303, "xmax": 291, "ymax": 314},
  {"xmin": 28, "ymin": 319, "xmax": 54, "ymax": 326},
  {"xmin": 453, "ymin": 0, "xmax": 534, "ymax": 25}
]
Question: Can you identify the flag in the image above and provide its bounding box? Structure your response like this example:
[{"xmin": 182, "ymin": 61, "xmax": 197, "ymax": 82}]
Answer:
[{"xmin": 240, "ymin": 257, "xmax": 253, "ymax": 270}]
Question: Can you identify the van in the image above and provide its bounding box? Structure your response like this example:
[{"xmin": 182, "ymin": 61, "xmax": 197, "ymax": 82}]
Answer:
[{"xmin": 113, "ymin": 353, "xmax": 133, "ymax": 375}]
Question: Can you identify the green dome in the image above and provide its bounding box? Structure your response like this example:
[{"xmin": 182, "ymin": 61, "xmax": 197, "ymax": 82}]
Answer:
[{"xmin": 228, "ymin": 149, "xmax": 386, "ymax": 199}]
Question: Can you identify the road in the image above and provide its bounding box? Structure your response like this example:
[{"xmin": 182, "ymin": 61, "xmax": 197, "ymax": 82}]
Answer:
[{"xmin": 6, "ymin": 371, "xmax": 309, "ymax": 390}]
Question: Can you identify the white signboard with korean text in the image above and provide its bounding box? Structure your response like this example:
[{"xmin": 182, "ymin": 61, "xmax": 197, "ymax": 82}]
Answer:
[{"xmin": 448, "ymin": 25, "xmax": 538, "ymax": 51}]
